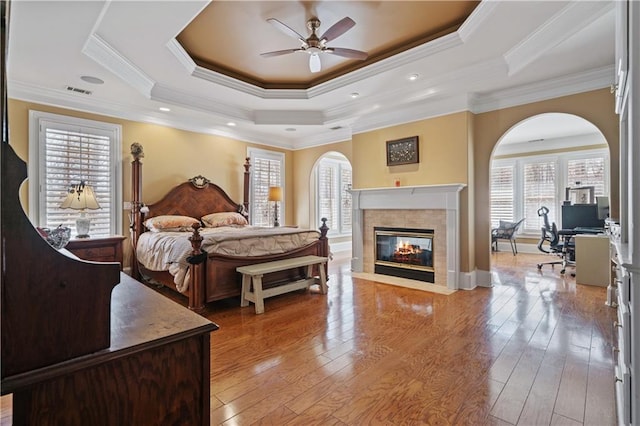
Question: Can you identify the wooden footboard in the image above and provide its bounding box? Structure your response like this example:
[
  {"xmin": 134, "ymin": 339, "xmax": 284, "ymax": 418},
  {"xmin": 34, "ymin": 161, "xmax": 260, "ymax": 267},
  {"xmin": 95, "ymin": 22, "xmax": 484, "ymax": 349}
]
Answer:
[{"xmin": 186, "ymin": 219, "xmax": 329, "ymax": 312}]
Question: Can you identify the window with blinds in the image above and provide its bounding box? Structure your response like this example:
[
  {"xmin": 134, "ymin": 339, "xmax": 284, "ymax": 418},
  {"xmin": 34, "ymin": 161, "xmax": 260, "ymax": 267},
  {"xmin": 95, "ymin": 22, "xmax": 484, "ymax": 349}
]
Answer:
[
  {"xmin": 490, "ymin": 164, "xmax": 514, "ymax": 227},
  {"xmin": 567, "ymin": 157, "xmax": 607, "ymax": 196},
  {"xmin": 248, "ymin": 148, "xmax": 284, "ymax": 227},
  {"xmin": 29, "ymin": 111, "xmax": 122, "ymax": 238},
  {"xmin": 491, "ymin": 148, "xmax": 608, "ymax": 237},
  {"xmin": 523, "ymin": 160, "xmax": 556, "ymax": 234},
  {"xmin": 317, "ymin": 157, "xmax": 352, "ymax": 235}
]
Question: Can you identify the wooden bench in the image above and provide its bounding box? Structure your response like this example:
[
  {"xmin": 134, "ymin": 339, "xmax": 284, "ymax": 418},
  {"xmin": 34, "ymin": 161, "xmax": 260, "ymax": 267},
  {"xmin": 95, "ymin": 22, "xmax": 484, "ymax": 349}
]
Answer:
[{"xmin": 237, "ymin": 255, "xmax": 328, "ymax": 314}]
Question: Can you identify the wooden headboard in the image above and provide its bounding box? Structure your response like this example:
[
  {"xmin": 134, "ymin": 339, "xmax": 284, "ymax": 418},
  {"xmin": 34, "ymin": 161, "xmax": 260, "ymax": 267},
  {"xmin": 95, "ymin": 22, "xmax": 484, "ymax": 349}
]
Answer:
[
  {"xmin": 143, "ymin": 176, "xmax": 246, "ymax": 221},
  {"xmin": 129, "ymin": 145, "xmax": 251, "ymax": 277}
]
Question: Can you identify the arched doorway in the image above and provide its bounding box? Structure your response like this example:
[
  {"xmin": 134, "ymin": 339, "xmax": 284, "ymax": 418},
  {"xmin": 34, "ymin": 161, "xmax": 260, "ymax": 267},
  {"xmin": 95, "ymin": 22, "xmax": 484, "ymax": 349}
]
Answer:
[
  {"xmin": 310, "ymin": 151, "xmax": 353, "ymax": 254},
  {"xmin": 489, "ymin": 113, "xmax": 610, "ymax": 262}
]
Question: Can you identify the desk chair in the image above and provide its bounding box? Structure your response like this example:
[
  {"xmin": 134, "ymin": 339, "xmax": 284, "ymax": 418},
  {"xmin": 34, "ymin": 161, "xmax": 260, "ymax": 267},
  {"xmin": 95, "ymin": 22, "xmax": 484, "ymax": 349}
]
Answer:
[
  {"xmin": 536, "ymin": 206, "xmax": 575, "ymax": 275},
  {"xmin": 491, "ymin": 218, "xmax": 525, "ymax": 255}
]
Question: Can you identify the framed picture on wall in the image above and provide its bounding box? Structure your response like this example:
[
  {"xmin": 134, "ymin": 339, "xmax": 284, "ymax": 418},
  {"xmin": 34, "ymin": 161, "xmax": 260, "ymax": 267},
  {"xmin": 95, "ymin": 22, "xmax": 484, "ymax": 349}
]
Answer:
[
  {"xmin": 566, "ymin": 186, "xmax": 595, "ymax": 204},
  {"xmin": 386, "ymin": 136, "xmax": 419, "ymax": 166}
]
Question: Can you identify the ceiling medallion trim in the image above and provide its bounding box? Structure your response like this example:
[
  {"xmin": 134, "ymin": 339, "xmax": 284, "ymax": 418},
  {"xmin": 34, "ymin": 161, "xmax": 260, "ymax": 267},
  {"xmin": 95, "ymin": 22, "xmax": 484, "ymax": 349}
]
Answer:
[
  {"xmin": 170, "ymin": 31, "xmax": 463, "ymax": 101},
  {"xmin": 82, "ymin": 33, "xmax": 155, "ymax": 97},
  {"xmin": 504, "ymin": 1, "xmax": 614, "ymax": 76}
]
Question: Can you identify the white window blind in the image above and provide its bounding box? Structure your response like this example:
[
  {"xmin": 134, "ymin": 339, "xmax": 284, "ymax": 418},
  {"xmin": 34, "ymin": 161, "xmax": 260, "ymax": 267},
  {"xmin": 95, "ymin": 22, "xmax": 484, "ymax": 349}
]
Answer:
[
  {"xmin": 490, "ymin": 164, "xmax": 514, "ymax": 228},
  {"xmin": 317, "ymin": 157, "xmax": 352, "ymax": 235},
  {"xmin": 341, "ymin": 167, "xmax": 352, "ymax": 233},
  {"xmin": 29, "ymin": 111, "xmax": 122, "ymax": 237},
  {"xmin": 567, "ymin": 157, "xmax": 606, "ymax": 196},
  {"xmin": 248, "ymin": 148, "xmax": 284, "ymax": 227},
  {"xmin": 523, "ymin": 160, "xmax": 556, "ymax": 234}
]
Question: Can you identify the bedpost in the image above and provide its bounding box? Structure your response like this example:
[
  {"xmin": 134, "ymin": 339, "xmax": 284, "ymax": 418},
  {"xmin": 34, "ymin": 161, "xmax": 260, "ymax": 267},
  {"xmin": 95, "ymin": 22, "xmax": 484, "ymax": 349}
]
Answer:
[
  {"xmin": 319, "ymin": 217, "xmax": 330, "ymax": 258},
  {"xmin": 187, "ymin": 223, "xmax": 206, "ymax": 312},
  {"xmin": 243, "ymin": 157, "xmax": 250, "ymax": 221},
  {"xmin": 130, "ymin": 143, "xmax": 144, "ymax": 279}
]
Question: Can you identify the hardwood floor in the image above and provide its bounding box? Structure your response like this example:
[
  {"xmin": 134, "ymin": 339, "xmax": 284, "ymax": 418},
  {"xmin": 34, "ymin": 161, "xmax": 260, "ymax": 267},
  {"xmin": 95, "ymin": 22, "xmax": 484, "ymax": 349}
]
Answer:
[{"xmin": 0, "ymin": 251, "xmax": 617, "ymax": 425}]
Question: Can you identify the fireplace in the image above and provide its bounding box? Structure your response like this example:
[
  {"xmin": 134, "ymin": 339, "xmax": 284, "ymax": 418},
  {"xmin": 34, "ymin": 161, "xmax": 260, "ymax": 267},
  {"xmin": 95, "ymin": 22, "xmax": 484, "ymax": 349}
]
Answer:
[{"xmin": 374, "ymin": 227, "xmax": 435, "ymax": 283}]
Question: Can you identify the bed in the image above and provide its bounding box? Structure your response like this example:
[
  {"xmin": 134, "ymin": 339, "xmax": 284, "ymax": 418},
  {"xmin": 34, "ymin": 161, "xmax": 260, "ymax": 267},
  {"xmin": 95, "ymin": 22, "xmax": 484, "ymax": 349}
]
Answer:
[{"xmin": 129, "ymin": 145, "xmax": 329, "ymax": 312}]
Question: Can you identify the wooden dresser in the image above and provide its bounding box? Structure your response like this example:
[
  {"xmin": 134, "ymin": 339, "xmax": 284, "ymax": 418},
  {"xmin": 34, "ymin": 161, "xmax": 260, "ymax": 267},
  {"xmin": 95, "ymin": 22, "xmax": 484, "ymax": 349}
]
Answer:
[{"xmin": 2, "ymin": 273, "xmax": 218, "ymax": 425}]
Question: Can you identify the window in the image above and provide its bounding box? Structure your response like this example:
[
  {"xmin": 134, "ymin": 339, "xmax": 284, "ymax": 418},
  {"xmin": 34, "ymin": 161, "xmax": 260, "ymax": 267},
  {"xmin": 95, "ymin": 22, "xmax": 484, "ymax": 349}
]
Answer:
[
  {"xmin": 522, "ymin": 159, "xmax": 556, "ymax": 233},
  {"xmin": 28, "ymin": 111, "xmax": 122, "ymax": 237},
  {"xmin": 247, "ymin": 147, "xmax": 284, "ymax": 227},
  {"xmin": 489, "ymin": 164, "xmax": 514, "ymax": 227},
  {"xmin": 316, "ymin": 156, "xmax": 352, "ymax": 235},
  {"xmin": 490, "ymin": 148, "xmax": 608, "ymax": 234}
]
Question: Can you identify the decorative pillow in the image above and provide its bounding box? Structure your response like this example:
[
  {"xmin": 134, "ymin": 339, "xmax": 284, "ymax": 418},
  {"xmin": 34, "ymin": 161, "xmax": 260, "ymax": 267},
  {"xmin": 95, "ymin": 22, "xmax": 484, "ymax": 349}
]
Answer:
[
  {"xmin": 201, "ymin": 212, "xmax": 248, "ymax": 228},
  {"xmin": 144, "ymin": 215, "xmax": 200, "ymax": 232}
]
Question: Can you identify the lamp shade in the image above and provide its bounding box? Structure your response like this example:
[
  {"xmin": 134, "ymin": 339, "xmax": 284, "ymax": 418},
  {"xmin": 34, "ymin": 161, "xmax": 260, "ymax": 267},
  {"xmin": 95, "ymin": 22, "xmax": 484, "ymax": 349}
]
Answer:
[
  {"xmin": 268, "ymin": 186, "xmax": 282, "ymax": 202},
  {"xmin": 60, "ymin": 183, "xmax": 101, "ymax": 210}
]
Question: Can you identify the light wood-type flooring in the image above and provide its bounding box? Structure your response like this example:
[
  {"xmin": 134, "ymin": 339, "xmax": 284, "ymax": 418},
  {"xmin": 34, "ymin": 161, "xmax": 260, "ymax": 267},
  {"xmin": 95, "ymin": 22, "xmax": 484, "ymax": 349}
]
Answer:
[{"xmin": 0, "ymin": 251, "xmax": 617, "ymax": 425}]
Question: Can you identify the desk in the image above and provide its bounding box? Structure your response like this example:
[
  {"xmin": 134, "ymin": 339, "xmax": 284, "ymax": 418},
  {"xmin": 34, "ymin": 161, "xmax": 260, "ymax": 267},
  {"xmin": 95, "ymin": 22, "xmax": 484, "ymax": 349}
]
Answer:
[
  {"xmin": 574, "ymin": 234, "xmax": 610, "ymax": 286},
  {"xmin": 3, "ymin": 273, "xmax": 218, "ymax": 425}
]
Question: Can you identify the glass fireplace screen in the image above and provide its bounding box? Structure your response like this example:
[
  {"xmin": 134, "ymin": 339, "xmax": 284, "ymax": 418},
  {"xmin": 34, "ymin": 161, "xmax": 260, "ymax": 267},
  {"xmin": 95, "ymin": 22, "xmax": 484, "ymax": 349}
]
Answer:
[{"xmin": 374, "ymin": 228, "xmax": 434, "ymax": 272}]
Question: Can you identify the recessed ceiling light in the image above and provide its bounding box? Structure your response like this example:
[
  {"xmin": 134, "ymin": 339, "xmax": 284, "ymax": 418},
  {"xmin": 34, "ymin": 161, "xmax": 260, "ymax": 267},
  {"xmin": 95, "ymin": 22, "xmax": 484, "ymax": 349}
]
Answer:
[
  {"xmin": 350, "ymin": 92, "xmax": 359, "ymax": 98},
  {"xmin": 80, "ymin": 75, "xmax": 104, "ymax": 85},
  {"xmin": 227, "ymin": 122, "xmax": 236, "ymax": 127},
  {"xmin": 285, "ymin": 128, "xmax": 296, "ymax": 132},
  {"xmin": 409, "ymin": 74, "xmax": 419, "ymax": 81},
  {"xmin": 159, "ymin": 107, "xmax": 171, "ymax": 112}
]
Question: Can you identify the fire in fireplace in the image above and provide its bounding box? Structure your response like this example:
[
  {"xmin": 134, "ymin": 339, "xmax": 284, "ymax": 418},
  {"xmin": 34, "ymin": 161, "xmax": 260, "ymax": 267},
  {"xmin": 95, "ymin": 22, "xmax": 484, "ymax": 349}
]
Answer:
[{"xmin": 374, "ymin": 227, "xmax": 435, "ymax": 283}]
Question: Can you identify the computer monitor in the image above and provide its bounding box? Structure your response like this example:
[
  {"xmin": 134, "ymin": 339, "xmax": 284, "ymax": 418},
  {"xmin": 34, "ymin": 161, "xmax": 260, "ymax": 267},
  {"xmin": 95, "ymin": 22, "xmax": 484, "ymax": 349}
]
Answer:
[{"xmin": 561, "ymin": 204, "xmax": 605, "ymax": 229}]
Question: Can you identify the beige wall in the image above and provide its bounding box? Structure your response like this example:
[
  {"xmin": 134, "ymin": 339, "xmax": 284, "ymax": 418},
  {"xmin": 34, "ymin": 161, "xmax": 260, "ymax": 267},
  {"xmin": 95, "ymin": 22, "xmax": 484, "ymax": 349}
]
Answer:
[
  {"xmin": 351, "ymin": 112, "xmax": 474, "ymax": 271},
  {"xmin": 8, "ymin": 99, "xmax": 294, "ymax": 267},
  {"xmin": 473, "ymin": 88, "xmax": 619, "ymax": 271},
  {"xmin": 10, "ymin": 87, "xmax": 618, "ymax": 277}
]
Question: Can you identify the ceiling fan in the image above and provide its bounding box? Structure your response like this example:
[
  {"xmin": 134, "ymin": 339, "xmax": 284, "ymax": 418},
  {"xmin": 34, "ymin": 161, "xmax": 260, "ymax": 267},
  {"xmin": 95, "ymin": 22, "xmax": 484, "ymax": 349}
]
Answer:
[{"xmin": 260, "ymin": 16, "xmax": 368, "ymax": 73}]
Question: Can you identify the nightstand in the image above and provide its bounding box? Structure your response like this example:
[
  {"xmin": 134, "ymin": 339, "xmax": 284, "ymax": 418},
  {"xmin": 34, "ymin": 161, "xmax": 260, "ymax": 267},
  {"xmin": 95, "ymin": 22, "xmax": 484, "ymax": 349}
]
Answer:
[{"xmin": 66, "ymin": 235, "xmax": 125, "ymax": 270}]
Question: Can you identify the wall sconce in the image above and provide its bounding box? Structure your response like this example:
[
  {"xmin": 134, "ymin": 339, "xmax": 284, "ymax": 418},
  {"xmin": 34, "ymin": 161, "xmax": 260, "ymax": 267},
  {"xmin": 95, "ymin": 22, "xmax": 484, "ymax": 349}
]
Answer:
[{"xmin": 268, "ymin": 186, "xmax": 282, "ymax": 227}]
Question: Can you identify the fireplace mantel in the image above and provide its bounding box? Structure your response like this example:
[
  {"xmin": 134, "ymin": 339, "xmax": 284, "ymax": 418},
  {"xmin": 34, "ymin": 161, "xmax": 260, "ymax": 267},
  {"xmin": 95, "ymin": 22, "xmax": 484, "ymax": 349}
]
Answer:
[{"xmin": 350, "ymin": 184, "xmax": 466, "ymax": 291}]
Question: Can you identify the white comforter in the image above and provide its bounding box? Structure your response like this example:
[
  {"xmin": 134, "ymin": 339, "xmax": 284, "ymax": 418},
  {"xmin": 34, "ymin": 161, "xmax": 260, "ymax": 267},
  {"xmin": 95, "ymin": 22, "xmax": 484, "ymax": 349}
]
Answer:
[{"xmin": 136, "ymin": 226, "xmax": 321, "ymax": 292}]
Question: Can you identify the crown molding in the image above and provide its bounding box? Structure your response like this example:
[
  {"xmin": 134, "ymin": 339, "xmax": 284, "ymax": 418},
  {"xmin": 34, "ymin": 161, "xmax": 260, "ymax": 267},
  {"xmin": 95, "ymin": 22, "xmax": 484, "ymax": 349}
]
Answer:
[
  {"xmin": 470, "ymin": 65, "xmax": 614, "ymax": 113},
  {"xmin": 169, "ymin": 31, "xmax": 463, "ymax": 101},
  {"xmin": 504, "ymin": 1, "xmax": 614, "ymax": 76},
  {"xmin": 458, "ymin": 0, "xmax": 500, "ymax": 42},
  {"xmin": 150, "ymin": 84, "xmax": 253, "ymax": 122},
  {"xmin": 82, "ymin": 33, "xmax": 155, "ymax": 98},
  {"xmin": 254, "ymin": 110, "xmax": 325, "ymax": 125},
  {"xmin": 352, "ymin": 94, "xmax": 470, "ymax": 135},
  {"xmin": 8, "ymin": 79, "xmax": 297, "ymax": 150}
]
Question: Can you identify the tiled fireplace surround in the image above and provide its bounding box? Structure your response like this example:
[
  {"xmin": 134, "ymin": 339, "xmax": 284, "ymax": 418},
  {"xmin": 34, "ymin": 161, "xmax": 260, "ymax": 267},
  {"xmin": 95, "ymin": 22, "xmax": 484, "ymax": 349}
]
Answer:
[{"xmin": 350, "ymin": 184, "xmax": 470, "ymax": 291}]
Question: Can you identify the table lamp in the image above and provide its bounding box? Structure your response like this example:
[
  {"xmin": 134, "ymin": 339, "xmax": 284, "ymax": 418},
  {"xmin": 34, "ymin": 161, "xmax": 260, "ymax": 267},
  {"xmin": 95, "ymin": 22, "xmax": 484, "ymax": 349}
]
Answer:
[
  {"xmin": 60, "ymin": 181, "xmax": 101, "ymax": 238},
  {"xmin": 268, "ymin": 186, "xmax": 282, "ymax": 227}
]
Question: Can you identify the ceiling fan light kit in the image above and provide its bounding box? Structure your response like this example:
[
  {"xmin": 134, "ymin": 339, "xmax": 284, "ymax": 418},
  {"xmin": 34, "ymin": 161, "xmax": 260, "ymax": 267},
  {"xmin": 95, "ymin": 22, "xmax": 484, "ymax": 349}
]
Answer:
[{"xmin": 261, "ymin": 16, "xmax": 368, "ymax": 73}]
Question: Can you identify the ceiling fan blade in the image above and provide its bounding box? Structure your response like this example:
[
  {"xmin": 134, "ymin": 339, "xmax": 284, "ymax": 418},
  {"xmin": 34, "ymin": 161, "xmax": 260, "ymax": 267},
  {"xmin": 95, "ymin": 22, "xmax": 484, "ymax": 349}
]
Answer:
[
  {"xmin": 260, "ymin": 48, "xmax": 302, "ymax": 58},
  {"xmin": 319, "ymin": 17, "xmax": 355, "ymax": 42},
  {"xmin": 266, "ymin": 18, "xmax": 306, "ymax": 44},
  {"xmin": 326, "ymin": 47, "xmax": 368, "ymax": 60},
  {"xmin": 309, "ymin": 54, "xmax": 321, "ymax": 73}
]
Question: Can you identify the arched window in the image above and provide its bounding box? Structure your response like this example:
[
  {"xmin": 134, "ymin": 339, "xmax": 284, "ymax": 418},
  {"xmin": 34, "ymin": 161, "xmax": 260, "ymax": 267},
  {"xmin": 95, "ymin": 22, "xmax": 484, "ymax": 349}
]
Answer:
[{"xmin": 316, "ymin": 153, "xmax": 352, "ymax": 236}]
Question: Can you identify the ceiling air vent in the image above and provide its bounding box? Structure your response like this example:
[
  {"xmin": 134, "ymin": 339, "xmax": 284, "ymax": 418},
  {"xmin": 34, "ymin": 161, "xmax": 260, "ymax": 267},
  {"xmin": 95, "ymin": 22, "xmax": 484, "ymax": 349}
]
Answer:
[
  {"xmin": 330, "ymin": 126, "xmax": 343, "ymax": 131},
  {"xmin": 65, "ymin": 86, "xmax": 92, "ymax": 95}
]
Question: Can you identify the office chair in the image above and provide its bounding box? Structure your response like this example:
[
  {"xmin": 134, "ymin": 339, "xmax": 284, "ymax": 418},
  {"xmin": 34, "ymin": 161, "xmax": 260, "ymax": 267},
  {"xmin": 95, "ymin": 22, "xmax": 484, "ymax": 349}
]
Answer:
[
  {"xmin": 536, "ymin": 206, "xmax": 575, "ymax": 275},
  {"xmin": 491, "ymin": 218, "xmax": 525, "ymax": 255}
]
